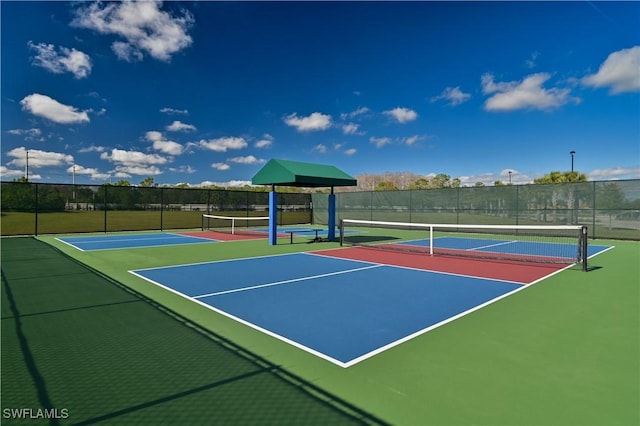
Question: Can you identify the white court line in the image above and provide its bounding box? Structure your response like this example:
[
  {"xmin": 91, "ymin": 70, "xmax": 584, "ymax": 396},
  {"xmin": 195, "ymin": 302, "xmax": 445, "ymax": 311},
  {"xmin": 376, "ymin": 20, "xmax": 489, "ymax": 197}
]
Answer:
[
  {"xmin": 62, "ymin": 234, "xmax": 194, "ymax": 245},
  {"xmin": 56, "ymin": 233, "xmax": 219, "ymax": 251},
  {"xmin": 467, "ymin": 240, "xmax": 517, "ymax": 251},
  {"xmin": 193, "ymin": 264, "xmax": 384, "ymax": 298},
  {"xmin": 54, "ymin": 237, "xmax": 86, "ymax": 252},
  {"xmin": 130, "ymin": 247, "xmax": 609, "ymax": 368},
  {"xmin": 130, "ymin": 268, "xmax": 351, "ymax": 367}
]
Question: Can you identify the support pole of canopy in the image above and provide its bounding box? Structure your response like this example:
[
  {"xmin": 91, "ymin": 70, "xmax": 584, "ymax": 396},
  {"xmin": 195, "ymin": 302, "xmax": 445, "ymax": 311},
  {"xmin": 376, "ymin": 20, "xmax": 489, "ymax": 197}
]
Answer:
[
  {"xmin": 328, "ymin": 186, "xmax": 336, "ymax": 241},
  {"xmin": 269, "ymin": 185, "xmax": 277, "ymax": 245}
]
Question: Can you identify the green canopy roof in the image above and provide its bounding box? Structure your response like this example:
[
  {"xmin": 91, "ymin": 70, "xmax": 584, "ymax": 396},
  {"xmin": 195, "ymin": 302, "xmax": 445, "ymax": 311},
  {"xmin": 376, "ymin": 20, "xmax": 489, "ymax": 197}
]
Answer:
[{"xmin": 252, "ymin": 159, "xmax": 357, "ymax": 188}]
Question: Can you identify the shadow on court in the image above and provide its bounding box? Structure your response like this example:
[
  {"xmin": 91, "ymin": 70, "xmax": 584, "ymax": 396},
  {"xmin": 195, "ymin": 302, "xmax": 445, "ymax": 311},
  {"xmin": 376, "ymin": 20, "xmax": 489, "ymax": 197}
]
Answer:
[{"xmin": 1, "ymin": 237, "xmax": 389, "ymax": 425}]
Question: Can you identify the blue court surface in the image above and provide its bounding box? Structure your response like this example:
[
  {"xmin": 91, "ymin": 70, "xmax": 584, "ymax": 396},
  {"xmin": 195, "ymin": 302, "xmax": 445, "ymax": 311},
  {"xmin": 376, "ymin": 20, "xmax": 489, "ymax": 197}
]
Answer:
[
  {"xmin": 401, "ymin": 237, "xmax": 610, "ymax": 258},
  {"xmin": 131, "ymin": 252, "xmax": 526, "ymax": 367},
  {"xmin": 57, "ymin": 233, "xmax": 218, "ymax": 251}
]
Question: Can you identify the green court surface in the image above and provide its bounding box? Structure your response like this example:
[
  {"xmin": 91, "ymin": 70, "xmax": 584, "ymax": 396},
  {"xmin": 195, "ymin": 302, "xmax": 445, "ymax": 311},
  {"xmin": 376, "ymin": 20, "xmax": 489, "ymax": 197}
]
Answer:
[{"xmin": 2, "ymin": 233, "xmax": 638, "ymax": 425}]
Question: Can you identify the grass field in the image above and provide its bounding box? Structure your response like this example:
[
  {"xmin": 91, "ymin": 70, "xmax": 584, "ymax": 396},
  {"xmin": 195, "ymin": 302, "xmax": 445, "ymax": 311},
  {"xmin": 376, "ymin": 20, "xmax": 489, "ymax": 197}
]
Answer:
[{"xmin": 2, "ymin": 231, "xmax": 638, "ymax": 425}]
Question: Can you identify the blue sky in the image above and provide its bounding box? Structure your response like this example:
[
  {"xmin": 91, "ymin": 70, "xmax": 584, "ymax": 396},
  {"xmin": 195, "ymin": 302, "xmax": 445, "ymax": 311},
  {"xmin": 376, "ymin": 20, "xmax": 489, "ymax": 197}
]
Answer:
[{"xmin": 2, "ymin": 1, "xmax": 639, "ymax": 187}]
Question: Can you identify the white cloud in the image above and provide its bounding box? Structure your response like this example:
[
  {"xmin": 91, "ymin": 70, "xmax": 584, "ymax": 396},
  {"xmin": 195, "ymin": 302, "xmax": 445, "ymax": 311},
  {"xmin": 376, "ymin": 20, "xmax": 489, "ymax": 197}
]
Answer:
[
  {"xmin": 198, "ymin": 137, "xmax": 248, "ymax": 152},
  {"xmin": 344, "ymin": 148, "xmax": 357, "ymax": 156},
  {"xmin": 368, "ymin": 135, "xmax": 426, "ymax": 149},
  {"xmin": 525, "ymin": 51, "xmax": 539, "ymax": 69},
  {"xmin": 166, "ymin": 120, "xmax": 196, "ymax": 132},
  {"xmin": 28, "ymin": 41, "xmax": 92, "ymax": 78},
  {"xmin": 383, "ymin": 107, "xmax": 418, "ymax": 124},
  {"xmin": 587, "ymin": 166, "xmax": 640, "ymax": 180},
  {"xmin": 66, "ymin": 164, "xmax": 112, "ymax": 181},
  {"xmin": 111, "ymin": 41, "xmax": 144, "ymax": 62},
  {"xmin": 255, "ymin": 134, "xmax": 274, "ymax": 148},
  {"xmin": 145, "ymin": 131, "xmax": 184, "ymax": 155},
  {"xmin": 228, "ymin": 155, "xmax": 265, "ymax": 165},
  {"xmin": 403, "ymin": 135, "xmax": 423, "ymax": 146},
  {"xmin": 78, "ymin": 145, "xmax": 106, "ymax": 153},
  {"xmin": 212, "ymin": 162, "xmax": 230, "ymax": 171},
  {"xmin": 20, "ymin": 93, "xmax": 90, "ymax": 124},
  {"xmin": 169, "ymin": 165, "xmax": 196, "ymax": 174},
  {"xmin": 6, "ymin": 147, "xmax": 74, "ymax": 168},
  {"xmin": 582, "ymin": 46, "xmax": 640, "ymax": 94},
  {"xmin": 430, "ymin": 87, "xmax": 471, "ymax": 106},
  {"xmin": 482, "ymin": 73, "xmax": 579, "ymax": 111},
  {"xmin": 198, "ymin": 180, "xmax": 253, "ymax": 188},
  {"xmin": 313, "ymin": 144, "xmax": 328, "ymax": 154},
  {"xmin": 7, "ymin": 128, "xmax": 44, "ymax": 141},
  {"xmin": 113, "ymin": 165, "xmax": 162, "ymax": 176},
  {"xmin": 340, "ymin": 106, "xmax": 370, "ymax": 120},
  {"xmin": 370, "ymin": 136, "xmax": 392, "ymax": 148},
  {"xmin": 101, "ymin": 149, "xmax": 168, "ymax": 170},
  {"xmin": 0, "ymin": 166, "xmax": 26, "ymax": 179},
  {"xmin": 71, "ymin": 0, "xmax": 194, "ymax": 62},
  {"xmin": 283, "ymin": 112, "xmax": 332, "ymax": 132},
  {"xmin": 342, "ymin": 123, "xmax": 364, "ymax": 135},
  {"xmin": 160, "ymin": 107, "xmax": 188, "ymax": 115}
]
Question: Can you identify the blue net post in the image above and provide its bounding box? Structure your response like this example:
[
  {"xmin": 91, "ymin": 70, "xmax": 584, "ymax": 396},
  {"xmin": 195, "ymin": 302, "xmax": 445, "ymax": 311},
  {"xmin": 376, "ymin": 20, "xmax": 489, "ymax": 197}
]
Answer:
[
  {"xmin": 327, "ymin": 187, "xmax": 336, "ymax": 241},
  {"xmin": 269, "ymin": 188, "xmax": 277, "ymax": 245}
]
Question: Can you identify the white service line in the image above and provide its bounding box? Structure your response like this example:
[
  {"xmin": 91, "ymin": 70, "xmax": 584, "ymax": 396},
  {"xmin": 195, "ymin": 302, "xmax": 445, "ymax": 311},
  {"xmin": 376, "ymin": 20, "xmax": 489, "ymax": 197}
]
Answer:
[
  {"xmin": 193, "ymin": 264, "xmax": 384, "ymax": 298},
  {"xmin": 467, "ymin": 240, "xmax": 517, "ymax": 251}
]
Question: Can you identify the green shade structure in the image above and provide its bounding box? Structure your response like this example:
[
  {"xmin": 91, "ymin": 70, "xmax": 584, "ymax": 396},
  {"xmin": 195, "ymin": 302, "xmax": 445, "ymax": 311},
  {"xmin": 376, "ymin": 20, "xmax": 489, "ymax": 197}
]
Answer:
[
  {"xmin": 252, "ymin": 159, "xmax": 357, "ymax": 244},
  {"xmin": 252, "ymin": 159, "xmax": 357, "ymax": 187}
]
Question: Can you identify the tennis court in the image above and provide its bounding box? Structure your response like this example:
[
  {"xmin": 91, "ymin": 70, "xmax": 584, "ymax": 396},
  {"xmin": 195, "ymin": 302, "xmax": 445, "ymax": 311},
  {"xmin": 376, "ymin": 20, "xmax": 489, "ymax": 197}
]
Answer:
[
  {"xmin": 56, "ymin": 227, "xmax": 342, "ymax": 251},
  {"xmin": 130, "ymin": 231, "xmax": 612, "ymax": 367},
  {"xmin": 3, "ymin": 223, "xmax": 637, "ymax": 425},
  {"xmin": 57, "ymin": 232, "xmax": 221, "ymax": 251}
]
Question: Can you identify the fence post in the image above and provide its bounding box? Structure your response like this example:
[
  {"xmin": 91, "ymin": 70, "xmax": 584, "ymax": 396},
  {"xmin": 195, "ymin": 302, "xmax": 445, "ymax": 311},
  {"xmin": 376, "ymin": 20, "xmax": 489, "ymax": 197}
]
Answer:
[
  {"xmin": 34, "ymin": 183, "xmax": 39, "ymax": 236},
  {"xmin": 592, "ymin": 181, "xmax": 596, "ymax": 239},
  {"xmin": 160, "ymin": 187, "xmax": 164, "ymax": 231},
  {"xmin": 104, "ymin": 185, "xmax": 108, "ymax": 233},
  {"xmin": 456, "ymin": 186, "xmax": 460, "ymax": 224}
]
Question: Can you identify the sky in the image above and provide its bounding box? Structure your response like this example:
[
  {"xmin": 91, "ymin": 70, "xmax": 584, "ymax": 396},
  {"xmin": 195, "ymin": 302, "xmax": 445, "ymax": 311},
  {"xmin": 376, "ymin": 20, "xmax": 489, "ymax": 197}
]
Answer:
[{"xmin": 1, "ymin": 1, "xmax": 639, "ymax": 187}]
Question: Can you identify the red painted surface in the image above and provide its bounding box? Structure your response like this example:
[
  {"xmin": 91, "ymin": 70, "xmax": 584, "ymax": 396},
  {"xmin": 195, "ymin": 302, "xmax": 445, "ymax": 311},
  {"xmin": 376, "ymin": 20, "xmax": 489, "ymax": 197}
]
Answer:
[{"xmin": 313, "ymin": 247, "xmax": 566, "ymax": 284}]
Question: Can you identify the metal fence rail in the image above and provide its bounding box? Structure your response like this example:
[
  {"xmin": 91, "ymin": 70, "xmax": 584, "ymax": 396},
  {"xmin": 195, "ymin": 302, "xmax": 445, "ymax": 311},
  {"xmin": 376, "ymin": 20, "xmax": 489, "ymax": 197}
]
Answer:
[
  {"xmin": 313, "ymin": 179, "xmax": 640, "ymax": 240},
  {"xmin": 1, "ymin": 182, "xmax": 312, "ymax": 236}
]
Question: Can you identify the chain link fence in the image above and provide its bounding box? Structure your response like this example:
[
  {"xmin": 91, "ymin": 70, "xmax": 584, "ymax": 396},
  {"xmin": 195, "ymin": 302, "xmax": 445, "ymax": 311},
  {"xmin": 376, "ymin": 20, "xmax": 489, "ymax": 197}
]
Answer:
[
  {"xmin": 313, "ymin": 179, "xmax": 640, "ymax": 240},
  {"xmin": 1, "ymin": 182, "xmax": 312, "ymax": 236}
]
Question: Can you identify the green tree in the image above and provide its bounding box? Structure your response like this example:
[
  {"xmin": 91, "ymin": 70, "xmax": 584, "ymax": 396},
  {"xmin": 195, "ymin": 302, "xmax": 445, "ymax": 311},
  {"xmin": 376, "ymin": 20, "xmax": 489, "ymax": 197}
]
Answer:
[
  {"xmin": 1, "ymin": 181, "xmax": 35, "ymax": 211},
  {"xmin": 375, "ymin": 181, "xmax": 398, "ymax": 191},
  {"xmin": 408, "ymin": 178, "xmax": 431, "ymax": 190},
  {"xmin": 533, "ymin": 171, "xmax": 588, "ymax": 224},
  {"xmin": 533, "ymin": 171, "xmax": 587, "ymax": 184},
  {"xmin": 409, "ymin": 174, "xmax": 461, "ymax": 189},
  {"xmin": 139, "ymin": 176, "xmax": 155, "ymax": 187}
]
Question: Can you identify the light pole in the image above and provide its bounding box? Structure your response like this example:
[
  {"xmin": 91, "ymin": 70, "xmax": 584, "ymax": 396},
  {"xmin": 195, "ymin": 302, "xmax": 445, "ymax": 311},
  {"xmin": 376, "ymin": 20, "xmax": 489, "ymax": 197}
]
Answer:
[
  {"xmin": 25, "ymin": 150, "xmax": 29, "ymax": 182},
  {"xmin": 570, "ymin": 150, "xmax": 576, "ymax": 172},
  {"xmin": 508, "ymin": 170, "xmax": 512, "ymax": 184}
]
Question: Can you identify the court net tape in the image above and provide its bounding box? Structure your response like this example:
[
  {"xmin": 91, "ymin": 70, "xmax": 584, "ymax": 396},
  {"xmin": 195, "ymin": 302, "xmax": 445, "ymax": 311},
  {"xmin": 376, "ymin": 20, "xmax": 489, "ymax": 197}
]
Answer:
[
  {"xmin": 202, "ymin": 214, "xmax": 269, "ymax": 235},
  {"xmin": 339, "ymin": 219, "xmax": 588, "ymax": 271}
]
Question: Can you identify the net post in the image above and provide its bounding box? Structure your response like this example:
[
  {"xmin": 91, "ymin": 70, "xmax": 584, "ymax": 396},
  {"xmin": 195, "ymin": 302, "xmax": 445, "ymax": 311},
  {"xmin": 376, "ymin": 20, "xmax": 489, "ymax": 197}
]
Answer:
[
  {"xmin": 339, "ymin": 219, "xmax": 344, "ymax": 246},
  {"xmin": 429, "ymin": 225, "xmax": 433, "ymax": 256},
  {"xmin": 581, "ymin": 225, "xmax": 588, "ymax": 272},
  {"xmin": 202, "ymin": 214, "xmax": 205, "ymax": 231}
]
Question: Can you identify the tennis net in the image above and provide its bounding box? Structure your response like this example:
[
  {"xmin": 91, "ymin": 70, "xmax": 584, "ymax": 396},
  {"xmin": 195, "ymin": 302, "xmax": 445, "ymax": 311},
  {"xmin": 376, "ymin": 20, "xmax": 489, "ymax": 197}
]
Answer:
[
  {"xmin": 339, "ymin": 219, "xmax": 588, "ymax": 270},
  {"xmin": 202, "ymin": 214, "xmax": 269, "ymax": 236}
]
